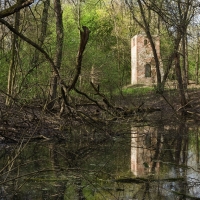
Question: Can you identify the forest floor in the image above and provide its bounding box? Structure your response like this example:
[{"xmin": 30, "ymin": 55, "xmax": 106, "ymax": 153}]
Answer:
[{"xmin": 0, "ymin": 86, "xmax": 200, "ymax": 143}]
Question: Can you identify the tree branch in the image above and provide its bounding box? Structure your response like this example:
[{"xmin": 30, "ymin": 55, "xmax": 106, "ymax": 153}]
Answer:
[
  {"xmin": 0, "ymin": 0, "xmax": 34, "ymax": 18},
  {"xmin": 68, "ymin": 26, "xmax": 90, "ymax": 91},
  {"xmin": 0, "ymin": 18, "xmax": 59, "ymax": 77}
]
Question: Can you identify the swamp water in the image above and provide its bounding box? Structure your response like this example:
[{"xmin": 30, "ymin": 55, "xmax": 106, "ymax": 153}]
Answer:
[{"xmin": 0, "ymin": 120, "xmax": 200, "ymax": 200}]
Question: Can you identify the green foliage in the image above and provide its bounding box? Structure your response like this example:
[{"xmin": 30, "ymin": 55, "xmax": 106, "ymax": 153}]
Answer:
[
  {"xmin": 60, "ymin": 1, "xmax": 132, "ymax": 95},
  {"xmin": 0, "ymin": 53, "xmax": 9, "ymax": 90},
  {"xmin": 4, "ymin": 0, "xmax": 200, "ymax": 103},
  {"xmin": 0, "ymin": 1, "xmax": 139, "ymax": 102},
  {"xmin": 122, "ymin": 86, "xmax": 154, "ymax": 96},
  {"xmin": 81, "ymin": 7, "xmax": 116, "ymax": 50}
]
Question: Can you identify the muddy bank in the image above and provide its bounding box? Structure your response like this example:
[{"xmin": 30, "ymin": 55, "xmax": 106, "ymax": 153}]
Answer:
[{"xmin": 0, "ymin": 88, "xmax": 200, "ymax": 143}]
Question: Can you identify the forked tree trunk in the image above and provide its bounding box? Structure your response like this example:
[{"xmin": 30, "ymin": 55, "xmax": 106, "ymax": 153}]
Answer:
[{"xmin": 60, "ymin": 26, "xmax": 90, "ymax": 115}]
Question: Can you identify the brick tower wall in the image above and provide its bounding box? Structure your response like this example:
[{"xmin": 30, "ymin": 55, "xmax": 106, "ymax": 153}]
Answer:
[{"xmin": 131, "ymin": 34, "xmax": 162, "ymax": 85}]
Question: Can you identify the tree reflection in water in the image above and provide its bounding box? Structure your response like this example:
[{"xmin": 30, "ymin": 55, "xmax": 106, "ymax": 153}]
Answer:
[
  {"xmin": 0, "ymin": 121, "xmax": 200, "ymax": 199},
  {"xmin": 131, "ymin": 121, "xmax": 200, "ymax": 199}
]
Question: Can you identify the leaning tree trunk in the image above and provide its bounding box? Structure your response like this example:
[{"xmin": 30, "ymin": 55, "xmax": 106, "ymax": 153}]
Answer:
[
  {"xmin": 6, "ymin": 11, "xmax": 20, "ymax": 106},
  {"xmin": 138, "ymin": 0, "xmax": 162, "ymax": 92},
  {"xmin": 47, "ymin": 0, "xmax": 63, "ymax": 110}
]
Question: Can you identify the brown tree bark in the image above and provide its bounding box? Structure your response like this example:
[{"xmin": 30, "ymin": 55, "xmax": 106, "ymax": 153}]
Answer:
[
  {"xmin": 174, "ymin": 52, "xmax": 187, "ymax": 107},
  {"xmin": 126, "ymin": 0, "xmax": 162, "ymax": 91},
  {"xmin": 6, "ymin": 11, "xmax": 20, "ymax": 106},
  {"xmin": 195, "ymin": 41, "xmax": 200, "ymax": 85},
  {"xmin": 59, "ymin": 26, "xmax": 90, "ymax": 115},
  {"xmin": 47, "ymin": 0, "xmax": 64, "ymax": 110},
  {"xmin": 68, "ymin": 26, "xmax": 90, "ymax": 92},
  {"xmin": 18, "ymin": 0, "xmax": 50, "ymax": 95},
  {"xmin": 0, "ymin": 0, "xmax": 33, "ymax": 18},
  {"xmin": 0, "ymin": 18, "xmax": 60, "ymax": 76},
  {"xmin": 181, "ymin": 33, "xmax": 189, "ymax": 88},
  {"xmin": 137, "ymin": 0, "xmax": 162, "ymax": 88}
]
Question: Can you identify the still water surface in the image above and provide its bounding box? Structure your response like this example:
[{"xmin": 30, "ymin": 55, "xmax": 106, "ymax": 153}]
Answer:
[{"xmin": 0, "ymin": 121, "xmax": 200, "ymax": 199}]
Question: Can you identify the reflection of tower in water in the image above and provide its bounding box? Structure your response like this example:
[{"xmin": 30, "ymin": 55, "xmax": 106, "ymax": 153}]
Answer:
[{"xmin": 131, "ymin": 126, "xmax": 161, "ymax": 176}]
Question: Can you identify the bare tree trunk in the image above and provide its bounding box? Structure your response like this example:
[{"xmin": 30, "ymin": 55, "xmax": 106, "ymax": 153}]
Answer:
[
  {"xmin": 32, "ymin": 0, "xmax": 50, "ymax": 65},
  {"xmin": 60, "ymin": 26, "xmax": 90, "ymax": 115},
  {"xmin": 161, "ymin": 53, "xmax": 175, "ymax": 89},
  {"xmin": 47, "ymin": 0, "xmax": 63, "ymax": 110},
  {"xmin": 68, "ymin": 27, "xmax": 90, "ymax": 92},
  {"xmin": 126, "ymin": 0, "xmax": 162, "ymax": 91},
  {"xmin": 185, "ymin": 36, "xmax": 189, "ymax": 85},
  {"xmin": 182, "ymin": 33, "xmax": 188, "ymax": 89},
  {"xmin": 6, "ymin": 11, "xmax": 20, "ymax": 106},
  {"xmin": 18, "ymin": 0, "xmax": 50, "ymax": 95},
  {"xmin": 196, "ymin": 128, "xmax": 199, "ymax": 167},
  {"xmin": 137, "ymin": 0, "xmax": 162, "ymax": 88},
  {"xmin": 174, "ymin": 52, "xmax": 187, "ymax": 107},
  {"xmin": 195, "ymin": 41, "xmax": 199, "ymax": 85}
]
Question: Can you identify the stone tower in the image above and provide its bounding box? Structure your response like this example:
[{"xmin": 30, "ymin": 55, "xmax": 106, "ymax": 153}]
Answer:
[{"xmin": 131, "ymin": 34, "xmax": 162, "ymax": 85}]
